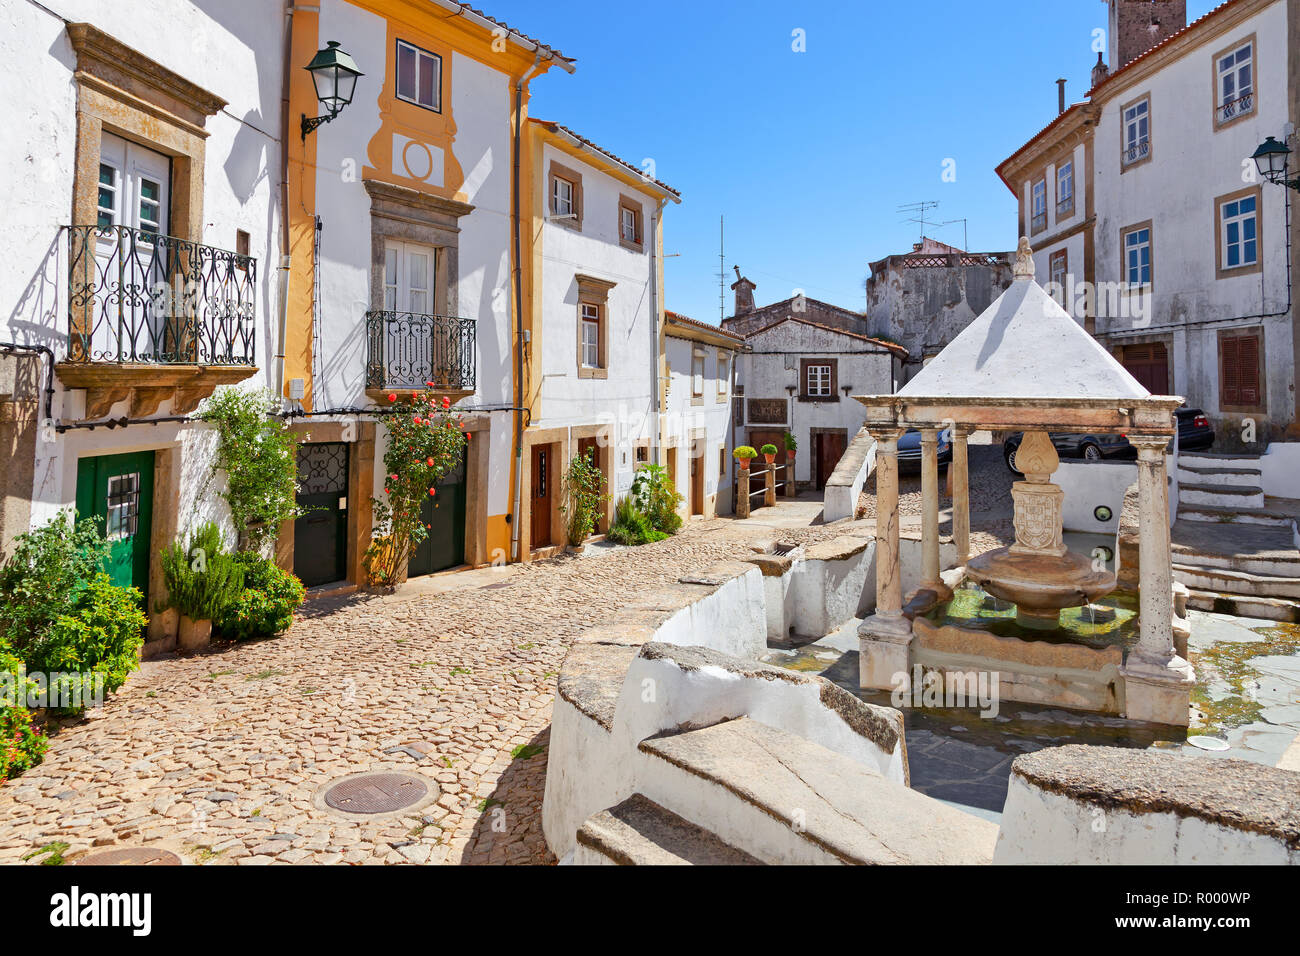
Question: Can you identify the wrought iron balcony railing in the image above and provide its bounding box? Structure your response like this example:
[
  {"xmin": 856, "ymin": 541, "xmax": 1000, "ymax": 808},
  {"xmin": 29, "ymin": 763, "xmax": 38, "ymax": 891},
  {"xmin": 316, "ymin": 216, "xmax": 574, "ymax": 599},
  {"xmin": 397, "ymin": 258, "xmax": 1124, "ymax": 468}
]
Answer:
[
  {"xmin": 1123, "ymin": 139, "xmax": 1150, "ymax": 166},
  {"xmin": 1218, "ymin": 92, "xmax": 1253, "ymax": 125},
  {"xmin": 365, "ymin": 310, "xmax": 476, "ymax": 392},
  {"xmin": 67, "ymin": 224, "xmax": 256, "ymax": 365}
]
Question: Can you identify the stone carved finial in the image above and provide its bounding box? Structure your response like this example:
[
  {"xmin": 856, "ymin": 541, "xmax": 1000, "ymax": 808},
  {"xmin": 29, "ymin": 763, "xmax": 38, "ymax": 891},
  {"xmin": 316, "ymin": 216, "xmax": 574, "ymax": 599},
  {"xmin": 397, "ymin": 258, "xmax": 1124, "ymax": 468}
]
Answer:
[{"xmin": 1013, "ymin": 237, "xmax": 1035, "ymax": 280}]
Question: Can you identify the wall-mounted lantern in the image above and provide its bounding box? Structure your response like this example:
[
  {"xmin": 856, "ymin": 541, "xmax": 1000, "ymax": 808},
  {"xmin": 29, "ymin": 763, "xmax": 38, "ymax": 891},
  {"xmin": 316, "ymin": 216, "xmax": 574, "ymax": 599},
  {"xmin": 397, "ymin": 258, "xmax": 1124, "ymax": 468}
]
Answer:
[
  {"xmin": 1252, "ymin": 136, "xmax": 1300, "ymax": 191},
  {"xmin": 301, "ymin": 41, "xmax": 363, "ymax": 140}
]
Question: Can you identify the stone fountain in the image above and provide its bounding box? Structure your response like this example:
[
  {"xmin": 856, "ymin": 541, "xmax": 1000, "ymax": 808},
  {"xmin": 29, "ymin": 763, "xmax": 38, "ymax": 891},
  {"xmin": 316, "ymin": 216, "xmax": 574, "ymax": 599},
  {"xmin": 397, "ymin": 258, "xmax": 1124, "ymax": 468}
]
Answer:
[{"xmin": 966, "ymin": 430, "xmax": 1116, "ymax": 629}]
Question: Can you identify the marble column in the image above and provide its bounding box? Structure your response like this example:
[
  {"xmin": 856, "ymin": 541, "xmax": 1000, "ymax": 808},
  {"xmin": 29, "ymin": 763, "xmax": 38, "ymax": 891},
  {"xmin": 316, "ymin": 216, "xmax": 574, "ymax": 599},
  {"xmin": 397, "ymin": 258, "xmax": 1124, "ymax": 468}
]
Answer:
[
  {"xmin": 951, "ymin": 427, "xmax": 970, "ymax": 566},
  {"xmin": 1120, "ymin": 436, "xmax": 1194, "ymax": 725},
  {"xmin": 920, "ymin": 428, "xmax": 951, "ymax": 601},
  {"xmin": 859, "ymin": 427, "xmax": 912, "ymax": 689}
]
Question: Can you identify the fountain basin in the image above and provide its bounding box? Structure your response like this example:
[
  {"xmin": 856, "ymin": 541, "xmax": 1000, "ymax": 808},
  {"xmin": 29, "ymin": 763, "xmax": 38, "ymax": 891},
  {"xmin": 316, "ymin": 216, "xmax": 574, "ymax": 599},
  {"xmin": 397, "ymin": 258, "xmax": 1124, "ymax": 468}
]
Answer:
[{"xmin": 966, "ymin": 547, "xmax": 1117, "ymax": 629}]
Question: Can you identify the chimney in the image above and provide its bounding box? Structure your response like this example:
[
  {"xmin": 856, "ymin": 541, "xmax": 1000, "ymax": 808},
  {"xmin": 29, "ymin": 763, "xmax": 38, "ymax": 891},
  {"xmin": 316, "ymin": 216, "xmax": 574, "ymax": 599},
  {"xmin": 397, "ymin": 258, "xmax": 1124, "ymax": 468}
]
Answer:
[
  {"xmin": 730, "ymin": 265, "xmax": 757, "ymax": 316},
  {"xmin": 1056, "ymin": 78, "xmax": 1067, "ymax": 115},
  {"xmin": 1091, "ymin": 51, "xmax": 1110, "ymax": 89},
  {"xmin": 1109, "ymin": 0, "xmax": 1186, "ymax": 70}
]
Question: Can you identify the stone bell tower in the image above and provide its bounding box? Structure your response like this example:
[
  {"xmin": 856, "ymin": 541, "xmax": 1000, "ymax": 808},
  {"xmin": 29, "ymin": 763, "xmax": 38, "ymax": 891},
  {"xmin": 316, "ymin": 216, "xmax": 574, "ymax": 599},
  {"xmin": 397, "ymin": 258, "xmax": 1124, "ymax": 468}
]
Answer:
[{"xmin": 1108, "ymin": 0, "xmax": 1187, "ymax": 70}]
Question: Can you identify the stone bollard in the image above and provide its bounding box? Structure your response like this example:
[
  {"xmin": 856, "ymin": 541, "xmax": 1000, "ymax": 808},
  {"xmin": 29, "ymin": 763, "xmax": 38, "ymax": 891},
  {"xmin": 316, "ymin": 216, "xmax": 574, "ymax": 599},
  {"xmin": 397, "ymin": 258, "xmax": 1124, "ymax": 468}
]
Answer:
[
  {"xmin": 736, "ymin": 467, "xmax": 750, "ymax": 518},
  {"xmin": 765, "ymin": 465, "xmax": 776, "ymax": 508}
]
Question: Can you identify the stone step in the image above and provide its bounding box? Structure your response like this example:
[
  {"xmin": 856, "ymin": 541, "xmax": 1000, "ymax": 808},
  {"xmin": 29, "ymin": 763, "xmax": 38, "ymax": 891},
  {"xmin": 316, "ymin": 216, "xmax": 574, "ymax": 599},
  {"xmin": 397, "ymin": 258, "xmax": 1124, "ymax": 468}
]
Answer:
[
  {"xmin": 1184, "ymin": 588, "xmax": 1300, "ymax": 623},
  {"xmin": 636, "ymin": 717, "xmax": 997, "ymax": 865},
  {"xmin": 1179, "ymin": 451, "xmax": 1263, "ymax": 468},
  {"xmin": 1173, "ymin": 562, "xmax": 1300, "ymax": 600},
  {"xmin": 573, "ymin": 794, "xmax": 763, "ymax": 866},
  {"xmin": 1177, "ymin": 464, "xmax": 1262, "ymax": 489},
  {"xmin": 1177, "ymin": 483, "xmax": 1265, "ymax": 509},
  {"xmin": 1177, "ymin": 504, "xmax": 1295, "ymax": 528},
  {"xmin": 1170, "ymin": 520, "xmax": 1300, "ymax": 579}
]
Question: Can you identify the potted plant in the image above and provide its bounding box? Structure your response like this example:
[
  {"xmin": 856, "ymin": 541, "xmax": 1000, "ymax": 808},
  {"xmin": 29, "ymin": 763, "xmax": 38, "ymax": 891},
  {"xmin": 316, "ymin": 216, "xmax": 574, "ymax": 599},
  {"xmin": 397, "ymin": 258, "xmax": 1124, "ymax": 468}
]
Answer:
[
  {"xmin": 761, "ymin": 443, "xmax": 778, "ymax": 464},
  {"xmin": 559, "ymin": 448, "xmax": 609, "ymax": 553},
  {"xmin": 784, "ymin": 431, "xmax": 797, "ymax": 460},
  {"xmin": 158, "ymin": 522, "xmax": 244, "ymax": 651},
  {"xmin": 733, "ymin": 446, "xmax": 757, "ymax": 470}
]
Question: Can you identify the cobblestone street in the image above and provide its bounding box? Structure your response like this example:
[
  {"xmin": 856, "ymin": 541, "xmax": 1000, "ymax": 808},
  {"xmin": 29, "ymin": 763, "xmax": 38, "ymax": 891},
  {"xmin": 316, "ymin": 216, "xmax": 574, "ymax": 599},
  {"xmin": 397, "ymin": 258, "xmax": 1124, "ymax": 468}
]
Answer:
[{"xmin": 0, "ymin": 514, "xmax": 847, "ymax": 866}]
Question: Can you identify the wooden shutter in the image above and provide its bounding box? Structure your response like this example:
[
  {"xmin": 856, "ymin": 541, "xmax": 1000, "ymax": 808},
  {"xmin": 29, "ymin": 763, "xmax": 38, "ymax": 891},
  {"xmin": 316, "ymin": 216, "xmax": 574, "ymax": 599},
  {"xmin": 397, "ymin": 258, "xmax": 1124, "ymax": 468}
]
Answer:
[{"xmin": 1220, "ymin": 332, "xmax": 1261, "ymax": 408}]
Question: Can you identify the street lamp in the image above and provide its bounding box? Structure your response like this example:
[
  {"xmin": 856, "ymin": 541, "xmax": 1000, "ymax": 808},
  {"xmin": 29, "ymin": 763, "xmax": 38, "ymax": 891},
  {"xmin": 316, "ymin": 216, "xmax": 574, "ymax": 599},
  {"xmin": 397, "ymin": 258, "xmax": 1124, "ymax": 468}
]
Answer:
[
  {"xmin": 301, "ymin": 41, "xmax": 363, "ymax": 140},
  {"xmin": 1251, "ymin": 136, "xmax": 1300, "ymax": 190}
]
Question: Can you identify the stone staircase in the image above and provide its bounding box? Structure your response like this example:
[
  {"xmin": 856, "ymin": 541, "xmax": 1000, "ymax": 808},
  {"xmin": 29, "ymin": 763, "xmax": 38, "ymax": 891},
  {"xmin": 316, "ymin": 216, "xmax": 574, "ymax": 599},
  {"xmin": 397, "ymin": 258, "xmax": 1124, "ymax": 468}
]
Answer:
[
  {"xmin": 570, "ymin": 718, "xmax": 998, "ymax": 865},
  {"xmin": 1173, "ymin": 452, "xmax": 1300, "ymax": 621}
]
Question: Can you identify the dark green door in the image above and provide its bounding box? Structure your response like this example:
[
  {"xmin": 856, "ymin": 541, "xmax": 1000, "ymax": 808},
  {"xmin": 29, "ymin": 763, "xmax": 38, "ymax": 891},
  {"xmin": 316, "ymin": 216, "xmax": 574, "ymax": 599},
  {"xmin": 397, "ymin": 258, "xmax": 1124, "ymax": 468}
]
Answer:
[
  {"xmin": 293, "ymin": 442, "xmax": 349, "ymax": 588},
  {"xmin": 75, "ymin": 451, "xmax": 155, "ymax": 606},
  {"xmin": 409, "ymin": 445, "xmax": 466, "ymax": 577}
]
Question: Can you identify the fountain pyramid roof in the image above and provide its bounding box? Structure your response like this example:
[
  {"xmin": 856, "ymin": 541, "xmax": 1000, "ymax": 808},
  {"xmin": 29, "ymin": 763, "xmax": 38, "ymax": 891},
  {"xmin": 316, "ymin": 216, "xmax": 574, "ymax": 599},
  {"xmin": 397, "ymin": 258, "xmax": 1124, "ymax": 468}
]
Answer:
[{"xmin": 898, "ymin": 240, "xmax": 1150, "ymax": 402}]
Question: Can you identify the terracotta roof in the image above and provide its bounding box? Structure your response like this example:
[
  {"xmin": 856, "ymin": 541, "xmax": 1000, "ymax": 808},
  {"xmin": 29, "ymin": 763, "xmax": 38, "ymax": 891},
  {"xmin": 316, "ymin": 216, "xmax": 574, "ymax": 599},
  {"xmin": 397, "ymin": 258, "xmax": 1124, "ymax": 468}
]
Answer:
[
  {"xmin": 1088, "ymin": 0, "xmax": 1248, "ymax": 98},
  {"xmin": 744, "ymin": 314, "xmax": 908, "ymax": 359},
  {"xmin": 530, "ymin": 119, "xmax": 681, "ymax": 198},
  {"xmin": 995, "ymin": 102, "xmax": 1091, "ymax": 194},
  {"xmin": 444, "ymin": 4, "xmax": 573, "ymax": 65},
  {"xmin": 664, "ymin": 311, "xmax": 745, "ymax": 345}
]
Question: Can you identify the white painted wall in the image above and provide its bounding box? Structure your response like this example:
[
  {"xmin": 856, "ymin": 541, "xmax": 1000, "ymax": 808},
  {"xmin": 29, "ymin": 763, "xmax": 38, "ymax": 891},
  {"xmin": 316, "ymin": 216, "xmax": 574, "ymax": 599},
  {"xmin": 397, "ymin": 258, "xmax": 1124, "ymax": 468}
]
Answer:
[
  {"xmin": 735, "ymin": 320, "xmax": 895, "ymax": 486},
  {"xmin": 663, "ymin": 333, "xmax": 737, "ymax": 512},
  {"xmin": 1056, "ymin": 461, "xmax": 1138, "ymax": 534}
]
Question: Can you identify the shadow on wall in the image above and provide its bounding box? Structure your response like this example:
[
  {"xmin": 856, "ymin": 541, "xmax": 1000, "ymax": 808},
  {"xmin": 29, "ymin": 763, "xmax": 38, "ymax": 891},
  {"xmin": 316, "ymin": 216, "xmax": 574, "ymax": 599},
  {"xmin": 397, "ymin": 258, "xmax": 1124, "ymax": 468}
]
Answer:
[{"xmin": 6, "ymin": 234, "xmax": 65, "ymax": 353}]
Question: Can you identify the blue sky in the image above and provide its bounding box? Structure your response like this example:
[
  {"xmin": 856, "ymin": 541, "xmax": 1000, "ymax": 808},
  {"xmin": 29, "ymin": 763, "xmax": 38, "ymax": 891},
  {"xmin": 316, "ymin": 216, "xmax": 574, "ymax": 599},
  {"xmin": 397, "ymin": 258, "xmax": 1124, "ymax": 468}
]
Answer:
[{"xmin": 487, "ymin": 0, "xmax": 1219, "ymax": 323}]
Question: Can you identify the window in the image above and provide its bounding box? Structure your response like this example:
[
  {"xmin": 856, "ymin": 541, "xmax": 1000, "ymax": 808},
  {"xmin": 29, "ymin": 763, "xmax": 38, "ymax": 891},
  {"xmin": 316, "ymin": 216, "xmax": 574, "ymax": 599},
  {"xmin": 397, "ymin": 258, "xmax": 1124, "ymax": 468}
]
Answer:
[
  {"xmin": 1122, "ymin": 97, "xmax": 1150, "ymax": 166},
  {"xmin": 1123, "ymin": 225, "xmax": 1152, "ymax": 288},
  {"xmin": 97, "ymin": 132, "xmax": 170, "ymax": 238},
  {"xmin": 800, "ymin": 359, "xmax": 837, "ymax": 400},
  {"xmin": 97, "ymin": 163, "xmax": 118, "ymax": 229},
  {"xmin": 719, "ymin": 447, "xmax": 726, "ymax": 477},
  {"xmin": 396, "ymin": 40, "xmax": 442, "ymax": 112},
  {"xmin": 717, "ymin": 352, "xmax": 730, "ymax": 401},
  {"xmin": 690, "ymin": 350, "xmax": 706, "ymax": 403},
  {"xmin": 618, "ymin": 195, "xmax": 643, "ymax": 249},
  {"xmin": 581, "ymin": 303, "xmax": 601, "ymax": 368},
  {"xmin": 383, "ymin": 240, "xmax": 436, "ymax": 314},
  {"xmin": 1216, "ymin": 38, "xmax": 1254, "ymax": 125},
  {"xmin": 636, "ymin": 445, "xmax": 649, "ymax": 463},
  {"xmin": 1049, "ymin": 250, "xmax": 1068, "ymax": 305},
  {"xmin": 1056, "ymin": 161, "xmax": 1074, "ymax": 217},
  {"xmin": 1219, "ymin": 329, "xmax": 1262, "ymax": 410},
  {"xmin": 105, "ymin": 472, "xmax": 141, "ymax": 541},
  {"xmin": 548, "ymin": 161, "xmax": 584, "ymax": 230},
  {"xmin": 1217, "ymin": 189, "xmax": 1260, "ymax": 276},
  {"xmin": 1031, "ymin": 178, "xmax": 1047, "ymax": 233}
]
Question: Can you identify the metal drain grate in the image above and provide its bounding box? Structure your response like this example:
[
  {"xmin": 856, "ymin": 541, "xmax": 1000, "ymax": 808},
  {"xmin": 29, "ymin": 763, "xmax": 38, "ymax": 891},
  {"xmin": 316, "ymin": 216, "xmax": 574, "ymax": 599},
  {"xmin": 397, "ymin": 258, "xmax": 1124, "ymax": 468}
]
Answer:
[
  {"xmin": 75, "ymin": 847, "xmax": 181, "ymax": 866},
  {"xmin": 323, "ymin": 773, "xmax": 429, "ymax": 814},
  {"xmin": 770, "ymin": 543, "xmax": 798, "ymax": 557}
]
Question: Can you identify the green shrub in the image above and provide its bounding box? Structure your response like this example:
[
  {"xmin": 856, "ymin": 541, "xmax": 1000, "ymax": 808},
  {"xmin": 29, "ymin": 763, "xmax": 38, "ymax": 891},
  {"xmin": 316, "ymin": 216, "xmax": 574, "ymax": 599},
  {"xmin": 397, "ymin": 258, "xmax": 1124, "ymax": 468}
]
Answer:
[
  {"xmin": 631, "ymin": 464, "xmax": 683, "ymax": 536},
  {"xmin": 606, "ymin": 495, "xmax": 669, "ymax": 546},
  {"xmin": 760, "ymin": 444, "xmax": 778, "ymax": 456},
  {"xmin": 783, "ymin": 432, "xmax": 797, "ymax": 451},
  {"xmin": 215, "ymin": 553, "xmax": 305, "ymax": 641},
  {"xmin": 22, "ymin": 573, "xmax": 146, "ymax": 710},
  {"xmin": 0, "ymin": 511, "xmax": 107, "ymax": 652},
  {"xmin": 559, "ymin": 448, "xmax": 610, "ymax": 546},
  {"xmin": 733, "ymin": 446, "xmax": 757, "ymax": 460},
  {"xmin": 159, "ymin": 522, "xmax": 245, "ymax": 622}
]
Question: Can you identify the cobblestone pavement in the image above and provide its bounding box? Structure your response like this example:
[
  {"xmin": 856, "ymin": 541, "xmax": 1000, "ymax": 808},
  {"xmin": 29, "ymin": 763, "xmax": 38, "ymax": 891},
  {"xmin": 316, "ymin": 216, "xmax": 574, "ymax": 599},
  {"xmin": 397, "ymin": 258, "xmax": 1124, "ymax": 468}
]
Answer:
[{"xmin": 0, "ymin": 515, "xmax": 848, "ymax": 867}]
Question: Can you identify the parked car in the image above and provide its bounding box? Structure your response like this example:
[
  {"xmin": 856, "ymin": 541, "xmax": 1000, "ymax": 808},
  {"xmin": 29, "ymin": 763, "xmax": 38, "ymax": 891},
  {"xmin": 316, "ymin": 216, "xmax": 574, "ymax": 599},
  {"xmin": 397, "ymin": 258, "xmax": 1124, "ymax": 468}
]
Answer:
[
  {"xmin": 897, "ymin": 428, "xmax": 952, "ymax": 475},
  {"xmin": 1004, "ymin": 407, "xmax": 1215, "ymax": 474}
]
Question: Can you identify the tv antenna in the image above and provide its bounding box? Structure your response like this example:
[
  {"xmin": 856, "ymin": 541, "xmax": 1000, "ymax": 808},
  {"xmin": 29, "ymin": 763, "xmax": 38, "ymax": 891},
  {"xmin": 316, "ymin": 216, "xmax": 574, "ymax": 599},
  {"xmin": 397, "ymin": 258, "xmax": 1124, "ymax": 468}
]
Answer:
[
  {"xmin": 898, "ymin": 201, "xmax": 940, "ymax": 243},
  {"xmin": 937, "ymin": 218, "xmax": 969, "ymax": 252},
  {"xmin": 717, "ymin": 215, "xmax": 725, "ymax": 322}
]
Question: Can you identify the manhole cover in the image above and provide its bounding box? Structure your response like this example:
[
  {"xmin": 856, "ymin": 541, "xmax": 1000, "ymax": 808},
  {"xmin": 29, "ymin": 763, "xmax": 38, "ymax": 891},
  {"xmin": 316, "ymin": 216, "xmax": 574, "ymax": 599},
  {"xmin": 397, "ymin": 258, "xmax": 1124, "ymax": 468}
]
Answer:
[
  {"xmin": 76, "ymin": 847, "xmax": 181, "ymax": 866},
  {"xmin": 323, "ymin": 773, "xmax": 429, "ymax": 814}
]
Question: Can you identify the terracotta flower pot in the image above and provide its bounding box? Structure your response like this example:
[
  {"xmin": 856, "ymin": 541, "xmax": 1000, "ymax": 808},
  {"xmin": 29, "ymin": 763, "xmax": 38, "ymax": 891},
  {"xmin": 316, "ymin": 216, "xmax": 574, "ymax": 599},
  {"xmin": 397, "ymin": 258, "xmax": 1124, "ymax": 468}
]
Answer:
[
  {"xmin": 178, "ymin": 615, "xmax": 212, "ymax": 652},
  {"xmin": 738, "ymin": 458, "xmax": 751, "ymax": 470},
  {"xmin": 764, "ymin": 453, "xmax": 776, "ymax": 464}
]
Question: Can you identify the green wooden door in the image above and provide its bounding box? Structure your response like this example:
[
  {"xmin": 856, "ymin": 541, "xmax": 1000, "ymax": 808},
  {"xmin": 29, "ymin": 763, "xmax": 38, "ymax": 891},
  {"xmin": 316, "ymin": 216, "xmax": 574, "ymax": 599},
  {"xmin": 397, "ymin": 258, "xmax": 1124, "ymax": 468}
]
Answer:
[
  {"xmin": 408, "ymin": 445, "xmax": 467, "ymax": 577},
  {"xmin": 75, "ymin": 450, "xmax": 155, "ymax": 606}
]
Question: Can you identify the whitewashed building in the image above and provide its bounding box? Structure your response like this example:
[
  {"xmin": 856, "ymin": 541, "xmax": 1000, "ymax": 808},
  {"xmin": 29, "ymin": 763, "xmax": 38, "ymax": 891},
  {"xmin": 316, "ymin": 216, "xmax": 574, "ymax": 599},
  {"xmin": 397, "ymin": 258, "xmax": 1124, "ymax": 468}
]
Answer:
[
  {"xmin": 997, "ymin": 0, "xmax": 1300, "ymax": 444},
  {"xmin": 662, "ymin": 312, "xmax": 744, "ymax": 517},
  {"xmin": 0, "ymin": 0, "xmax": 287, "ymax": 642}
]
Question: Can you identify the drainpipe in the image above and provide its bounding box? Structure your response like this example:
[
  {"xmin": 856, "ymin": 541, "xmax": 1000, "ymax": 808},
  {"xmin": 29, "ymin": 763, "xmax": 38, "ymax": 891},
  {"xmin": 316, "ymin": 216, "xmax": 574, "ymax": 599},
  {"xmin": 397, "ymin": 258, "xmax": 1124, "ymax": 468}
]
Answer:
[
  {"xmin": 510, "ymin": 54, "xmax": 544, "ymax": 563},
  {"xmin": 275, "ymin": 2, "xmax": 295, "ymax": 410},
  {"xmin": 649, "ymin": 198, "xmax": 667, "ymax": 466}
]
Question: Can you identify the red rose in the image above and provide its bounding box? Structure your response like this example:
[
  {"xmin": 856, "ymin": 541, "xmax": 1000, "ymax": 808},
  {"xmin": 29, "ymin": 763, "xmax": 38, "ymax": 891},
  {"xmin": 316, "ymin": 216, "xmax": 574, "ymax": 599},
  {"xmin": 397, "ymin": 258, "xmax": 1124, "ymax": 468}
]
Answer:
[
  {"xmin": 413, "ymin": 416, "xmax": 423, "ymax": 425},
  {"xmin": 384, "ymin": 487, "xmax": 390, "ymax": 495},
  {"xmin": 429, "ymin": 487, "xmax": 437, "ymax": 496},
  {"xmin": 426, "ymin": 380, "xmax": 435, "ymax": 388},
  {"xmin": 427, "ymin": 457, "xmax": 436, "ymax": 467},
  {"xmin": 442, "ymin": 397, "xmax": 450, "ymax": 408},
  {"xmin": 388, "ymin": 393, "xmax": 397, "ymax": 403}
]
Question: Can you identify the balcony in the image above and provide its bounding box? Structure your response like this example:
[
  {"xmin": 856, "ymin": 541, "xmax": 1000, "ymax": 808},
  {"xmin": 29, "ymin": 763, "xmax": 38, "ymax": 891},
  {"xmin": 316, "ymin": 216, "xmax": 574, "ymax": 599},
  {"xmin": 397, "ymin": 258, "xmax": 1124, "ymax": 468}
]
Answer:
[
  {"xmin": 365, "ymin": 310, "xmax": 476, "ymax": 402},
  {"xmin": 58, "ymin": 225, "xmax": 258, "ymax": 419},
  {"xmin": 1218, "ymin": 92, "xmax": 1253, "ymax": 125},
  {"xmin": 1123, "ymin": 139, "xmax": 1150, "ymax": 167}
]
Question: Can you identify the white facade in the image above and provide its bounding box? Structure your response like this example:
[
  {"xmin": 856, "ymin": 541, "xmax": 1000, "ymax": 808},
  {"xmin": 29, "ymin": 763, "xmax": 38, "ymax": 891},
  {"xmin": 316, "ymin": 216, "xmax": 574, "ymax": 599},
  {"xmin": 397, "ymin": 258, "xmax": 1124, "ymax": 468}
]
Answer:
[
  {"xmin": 735, "ymin": 318, "xmax": 898, "ymax": 489},
  {"xmin": 662, "ymin": 322, "xmax": 741, "ymax": 516}
]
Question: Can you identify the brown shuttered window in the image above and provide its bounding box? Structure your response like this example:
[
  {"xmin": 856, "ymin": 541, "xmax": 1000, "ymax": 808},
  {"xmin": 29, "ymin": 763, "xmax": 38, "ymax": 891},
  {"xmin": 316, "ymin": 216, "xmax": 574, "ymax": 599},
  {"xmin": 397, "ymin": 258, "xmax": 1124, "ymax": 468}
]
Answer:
[{"xmin": 1219, "ymin": 330, "xmax": 1261, "ymax": 409}]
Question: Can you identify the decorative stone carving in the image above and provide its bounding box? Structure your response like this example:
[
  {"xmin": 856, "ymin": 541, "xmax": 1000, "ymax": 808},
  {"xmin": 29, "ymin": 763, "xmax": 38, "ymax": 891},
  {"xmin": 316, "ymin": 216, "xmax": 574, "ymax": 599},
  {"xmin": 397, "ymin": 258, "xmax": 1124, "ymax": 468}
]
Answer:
[{"xmin": 1013, "ymin": 236, "xmax": 1035, "ymax": 281}]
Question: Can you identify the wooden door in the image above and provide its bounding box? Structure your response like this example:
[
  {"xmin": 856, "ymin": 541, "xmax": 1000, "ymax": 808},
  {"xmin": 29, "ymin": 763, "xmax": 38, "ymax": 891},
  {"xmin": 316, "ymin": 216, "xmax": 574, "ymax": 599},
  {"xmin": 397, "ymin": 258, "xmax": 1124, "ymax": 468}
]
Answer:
[
  {"xmin": 814, "ymin": 432, "xmax": 848, "ymax": 491},
  {"xmin": 293, "ymin": 442, "xmax": 349, "ymax": 587},
  {"xmin": 690, "ymin": 447, "xmax": 704, "ymax": 515},
  {"xmin": 75, "ymin": 450, "xmax": 155, "ymax": 608},
  {"xmin": 531, "ymin": 444, "xmax": 552, "ymax": 548}
]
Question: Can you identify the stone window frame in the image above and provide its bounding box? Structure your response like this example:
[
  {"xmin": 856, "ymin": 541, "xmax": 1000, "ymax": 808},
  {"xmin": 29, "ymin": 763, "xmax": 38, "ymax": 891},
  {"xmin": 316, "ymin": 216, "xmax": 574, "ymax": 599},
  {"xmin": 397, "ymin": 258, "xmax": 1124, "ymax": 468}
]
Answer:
[
  {"xmin": 716, "ymin": 350, "xmax": 730, "ymax": 403},
  {"xmin": 549, "ymin": 159, "xmax": 584, "ymax": 231},
  {"xmin": 575, "ymin": 274, "xmax": 615, "ymax": 379},
  {"xmin": 617, "ymin": 193, "xmax": 644, "ymax": 251},
  {"xmin": 1120, "ymin": 92, "xmax": 1152, "ymax": 172},
  {"xmin": 1214, "ymin": 184, "xmax": 1263, "ymax": 280},
  {"xmin": 1212, "ymin": 32, "xmax": 1257, "ymax": 132},
  {"xmin": 799, "ymin": 357, "xmax": 839, "ymax": 402},
  {"xmin": 690, "ymin": 348, "xmax": 706, "ymax": 405},
  {"xmin": 364, "ymin": 180, "xmax": 474, "ymax": 317},
  {"xmin": 1217, "ymin": 326, "xmax": 1265, "ymax": 413}
]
